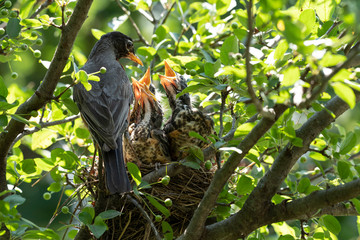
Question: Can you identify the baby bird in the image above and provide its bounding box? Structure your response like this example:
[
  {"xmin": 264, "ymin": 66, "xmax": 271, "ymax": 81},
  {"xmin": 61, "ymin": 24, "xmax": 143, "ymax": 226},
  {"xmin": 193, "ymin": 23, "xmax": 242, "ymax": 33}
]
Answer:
[
  {"xmin": 159, "ymin": 61, "xmax": 214, "ymax": 161},
  {"xmin": 124, "ymin": 67, "xmax": 171, "ymax": 166}
]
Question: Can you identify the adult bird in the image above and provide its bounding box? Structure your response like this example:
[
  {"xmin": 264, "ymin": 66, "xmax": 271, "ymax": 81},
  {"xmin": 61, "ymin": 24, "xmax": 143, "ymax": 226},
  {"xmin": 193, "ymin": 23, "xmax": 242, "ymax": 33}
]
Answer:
[
  {"xmin": 125, "ymin": 67, "xmax": 170, "ymax": 166},
  {"xmin": 73, "ymin": 32, "xmax": 143, "ymax": 194},
  {"xmin": 160, "ymin": 60, "xmax": 214, "ymax": 161}
]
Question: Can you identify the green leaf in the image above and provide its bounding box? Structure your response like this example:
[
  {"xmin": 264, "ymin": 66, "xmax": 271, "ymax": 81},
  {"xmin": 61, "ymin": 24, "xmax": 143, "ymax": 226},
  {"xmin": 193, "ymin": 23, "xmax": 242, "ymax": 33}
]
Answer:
[
  {"xmin": 0, "ymin": 114, "xmax": 8, "ymax": 127},
  {"xmin": 63, "ymin": 98, "xmax": 80, "ymax": 115},
  {"xmin": 291, "ymin": 137, "xmax": 303, "ymax": 147},
  {"xmin": 31, "ymin": 129, "xmax": 58, "ymax": 151},
  {"xmin": 183, "ymin": 160, "xmax": 201, "ymax": 169},
  {"xmin": 4, "ymin": 194, "xmax": 26, "ymax": 208},
  {"xmin": 297, "ymin": 177, "xmax": 310, "ymax": 193},
  {"xmin": 75, "ymin": 127, "xmax": 90, "ymax": 139},
  {"xmin": 282, "ymin": 66, "xmax": 300, "ymax": 87},
  {"xmin": 19, "ymin": 0, "xmax": 36, "ymax": 18},
  {"xmin": 57, "ymin": 151, "xmax": 78, "ymax": 170},
  {"xmin": 189, "ymin": 131, "xmax": 208, "ymax": 143},
  {"xmin": 216, "ymin": 0, "xmax": 231, "ymax": 15},
  {"xmin": 88, "ymin": 75, "xmax": 100, "ymax": 82},
  {"xmin": 91, "ymin": 29, "xmax": 105, "ymax": 40},
  {"xmin": 204, "ymin": 59, "xmax": 221, "ymax": 78},
  {"xmin": 319, "ymin": 52, "xmax": 347, "ymax": 67},
  {"xmin": 337, "ymin": 160, "xmax": 350, "ymax": 180},
  {"xmin": 98, "ymin": 210, "xmax": 121, "ymax": 220},
  {"xmin": 146, "ymin": 195, "xmax": 170, "ymax": 218},
  {"xmin": 314, "ymin": 0, "xmax": 336, "ymax": 22},
  {"xmin": 299, "ymin": 9, "xmax": 316, "ymax": 36},
  {"xmin": 274, "ymin": 39, "xmax": 289, "ymax": 61},
  {"xmin": 220, "ymin": 35, "xmax": 239, "ymax": 65},
  {"xmin": 6, "ymin": 18, "xmax": 21, "ymax": 38},
  {"xmin": 79, "ymin": 212, "xmax": 93, "ymax": 225},
  {"xmin": 162, "ymin": 221, "xmax": 173, "ymax": 240},
  {"xmin": 0, "ymin": 76, "xmax": 8, "ymax": 98},
  {"xmin": 155, "ymin": 25, "xmax": 169, "ymax": 42},
  {"xmin": 320, "ymin": 215, "xmax": 341, "ymax": 235},
  {"xmin": 233, "ymin": 28, "xmax": 247, "ymax": 41},
  {"xmin": 127, "ymin": 162, "xmax": 142, "ymax": 186},
  {"xmin": 332, "ymin": 82, "xmax": 356, "ymax": 109},
  {"xmin": 22, "ymin": 229, "xmax": 60, "ymax": 240},
  {"xmin": 88, "ymin": 216, "xmax": 107, "ymax": 238},
  {"xmin": 234, "ymin": 122, "xmax": 256, "ymax": 137},
  {"xmin": 282, "ymin": 20, "xmax": 303, "ymax": 44},
  {"xmin": 351, "ymin": 198, "xmax": 360, "ymax": 214},
  {"xmin": 339, "ymin": 132, "xmax": 357, "ymax": 154},
  {"xmin": 77, "ymin": 70, "xmax": 88, "ymax": 83},
  {"xmin": 278, "ymin": 235, "xmax": 295, "ymax": 240},
  {"xmin": 188, "ymin": 146, "xmax": 204, "ymax": 161},
  {"xmin": 47, "ymin": 182, "xmax": 62, "ymax": 192},
  {"xmin": 21, "ymin": 159, "xmax": 37, "ymax": 174},
  {"xmin": 137, "ymin": 46, "xmax": 157, "ymax": 57},
  {"xmin": 309, "ymin": 152, "xmax": 327, "ymax": 161},
  {"xmin": 20, "ymin": 19, "xmax": 42, "ymax": 27},
  {"xmin": 236, "ymin": 175, "xmax": 254, "ymax": 195}
]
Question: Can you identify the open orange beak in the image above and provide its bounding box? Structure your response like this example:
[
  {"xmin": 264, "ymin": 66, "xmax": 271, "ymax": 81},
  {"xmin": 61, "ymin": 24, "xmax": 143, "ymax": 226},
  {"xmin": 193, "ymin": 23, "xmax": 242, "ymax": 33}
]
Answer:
[
  {"xmin": 159, "ymin": 61, "xmax": 177, "ymax": 91},
  {"xmin": 131, "ymin": 73, "xmax": 157, "ymax": 109},
  {"xmin": 126, "ymin": 52, "xmax": 143, "ymax": 66},
  {"xmin": 164, "ymin": 60, "xmax": 176, "ymax": 77},
  {"xmin": 139, "ymin": 67, "xmax": 151, "ymax": 87}
]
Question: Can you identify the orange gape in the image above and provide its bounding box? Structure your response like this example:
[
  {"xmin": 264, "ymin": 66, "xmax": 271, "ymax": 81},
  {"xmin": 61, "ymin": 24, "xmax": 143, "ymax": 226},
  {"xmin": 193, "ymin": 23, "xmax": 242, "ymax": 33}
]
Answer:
[{"xmin": 124, "ymin": 67, "xmax": 171, "ymax": 166}]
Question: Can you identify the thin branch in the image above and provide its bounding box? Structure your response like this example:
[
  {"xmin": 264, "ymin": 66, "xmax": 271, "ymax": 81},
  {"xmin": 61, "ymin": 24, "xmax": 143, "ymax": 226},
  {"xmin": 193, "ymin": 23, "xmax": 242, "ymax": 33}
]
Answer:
[
  {"xmin": 10, "ymin": 115, "xmax": 79, "ymax": 151},
  {"xmin": 126, "ymin": 195, "xmax": 162, "ymax": 240},
  {"xmin": 30, "ymin": 0, "xmax": 54, "ymax": 19},
  {"xmin": 218, "ymin": 90, "xmax": 229, "ymax": 138},
  {"xmin": 244, "ymin": 0, "xmax": 274, "ymax": 120},
  {"xmin": 297, "ymin": 47, "xmax": 360, "ymax": 108},
  {"xmin": 159, "ymin": 1, "xmax": 176, "ymax": 26},
  {"xmin": 116, "ymin": 0, "xmax": 150, "ymax": 46}
]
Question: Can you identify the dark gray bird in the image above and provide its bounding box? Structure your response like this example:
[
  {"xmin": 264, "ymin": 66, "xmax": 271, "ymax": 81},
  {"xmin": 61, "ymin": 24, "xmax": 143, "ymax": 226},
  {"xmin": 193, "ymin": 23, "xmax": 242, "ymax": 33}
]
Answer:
[{"xmin": 73, "ymin": 32, "xmax": 143, "ymax": 194}]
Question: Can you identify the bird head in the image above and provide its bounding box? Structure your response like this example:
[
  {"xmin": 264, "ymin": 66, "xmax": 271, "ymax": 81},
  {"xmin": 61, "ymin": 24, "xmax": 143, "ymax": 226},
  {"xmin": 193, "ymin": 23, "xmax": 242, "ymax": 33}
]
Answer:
[
  {"xmin": 159, "ymin": 60, "xmax": 191, "ymax": 110},
  {"xmin": 103, "ymin": 31, "xmax": 143, "ymax": 66},
  {"xmin": 132, "ymin": 67, "xmax": 159, "ymax": 111}
]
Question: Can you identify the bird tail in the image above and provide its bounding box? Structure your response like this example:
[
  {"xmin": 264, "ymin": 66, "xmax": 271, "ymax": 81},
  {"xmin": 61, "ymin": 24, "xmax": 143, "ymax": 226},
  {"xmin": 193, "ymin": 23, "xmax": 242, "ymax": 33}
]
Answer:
[{"xmin": 102, "ymin": 137, "xmax": 131, "ymax": 194}]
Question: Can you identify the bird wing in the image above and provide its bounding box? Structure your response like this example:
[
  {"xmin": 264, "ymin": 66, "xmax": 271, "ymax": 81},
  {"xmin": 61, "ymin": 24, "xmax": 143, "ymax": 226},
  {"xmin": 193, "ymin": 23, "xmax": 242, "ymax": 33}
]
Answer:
[{"xmin": 73, "ymin": 63, "xmax": 133, "ymax": 150}]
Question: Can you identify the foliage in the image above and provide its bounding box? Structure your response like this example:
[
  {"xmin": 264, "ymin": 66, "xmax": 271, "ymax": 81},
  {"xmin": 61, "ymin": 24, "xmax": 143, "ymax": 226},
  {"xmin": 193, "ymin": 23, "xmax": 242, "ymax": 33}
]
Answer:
[{"xmin": 0, "ymin": 0, "xmax": 360, "ymax": 239}]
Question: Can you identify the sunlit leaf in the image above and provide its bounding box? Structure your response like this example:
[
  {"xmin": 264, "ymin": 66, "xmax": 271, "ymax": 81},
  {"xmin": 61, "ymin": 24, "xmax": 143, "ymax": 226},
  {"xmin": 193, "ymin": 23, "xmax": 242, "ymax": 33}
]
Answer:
[
  {"xmin": 127, "ymin": 162, "xmax": 142, "ymax": 186},
  {"xmin": 146, "ymin": 195, "xmax": 170, "ymax": 218},
  {"xmin": 320, "ymin": 215, "xmax": 341, "ymax": 235},
  {"xmin": 332, "ymin": 82, "xmax": 356, "ymax": 109}
]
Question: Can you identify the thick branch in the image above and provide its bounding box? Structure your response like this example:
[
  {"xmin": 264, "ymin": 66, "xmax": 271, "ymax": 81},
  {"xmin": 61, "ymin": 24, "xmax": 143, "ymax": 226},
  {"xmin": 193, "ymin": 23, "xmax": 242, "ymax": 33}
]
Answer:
[
  {"xmin": 178, "ymin": 104, "xmax": 288, "ymax": 240},
  {"xmin": 202, "ymin": 93, "xmax": 360, "ymax": 239},
  {"xmin": 0, "ymin": 0, "xmax": 93, "ymax": 195},
  {"xmin": 204, "ymin": 180, "xmax": 360, "ymax": 240},
  {"xmin": 269, "ymin": 180, "xmax": 360, "ymax": 222}
]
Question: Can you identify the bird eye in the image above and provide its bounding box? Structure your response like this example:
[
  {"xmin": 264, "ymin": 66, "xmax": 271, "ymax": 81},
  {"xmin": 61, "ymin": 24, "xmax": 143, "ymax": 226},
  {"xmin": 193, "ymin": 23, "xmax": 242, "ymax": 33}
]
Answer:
[{"xmin": 126, "ymin": 41, "xmax": 133, "ymax": 51}]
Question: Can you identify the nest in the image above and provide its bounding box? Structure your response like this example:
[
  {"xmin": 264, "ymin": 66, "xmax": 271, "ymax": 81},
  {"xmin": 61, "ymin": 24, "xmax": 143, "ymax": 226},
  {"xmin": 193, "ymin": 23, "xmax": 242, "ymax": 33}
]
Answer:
[{"xmin": 101, "ymin": 163, "xmax": 215, "ymax": 240}]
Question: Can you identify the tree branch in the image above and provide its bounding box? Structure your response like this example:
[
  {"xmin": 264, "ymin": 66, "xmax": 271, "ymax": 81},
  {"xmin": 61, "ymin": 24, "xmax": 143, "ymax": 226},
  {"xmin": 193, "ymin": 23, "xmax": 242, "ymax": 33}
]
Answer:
[
  {"xmin": 0, "ymin": 0, "xmax": 93, "ymax": 195},
  {"xmin": 10, "ymin": 115, "xmax": 79, "ymax": 151},
  {"xmin": 244, "ymin": 0, "xmax": 274, "ymax": 120},
  {"xmin": 178, "ymin": 104, "xmax": 288, "ymax": 240},
  {"xmin": 116, "ymin": 0, "xmax": 150, "ymax": 46},
  {"xmin": 202, "ymin": 93, "xmax": 360, "ymax": 239}
]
